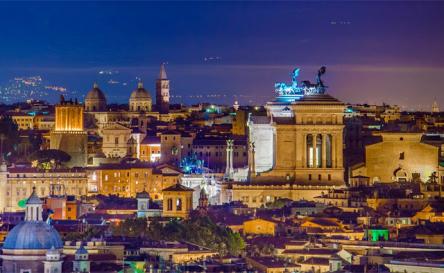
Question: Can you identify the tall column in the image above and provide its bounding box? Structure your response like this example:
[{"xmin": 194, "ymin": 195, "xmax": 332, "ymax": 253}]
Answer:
[
  {"xmin": 336, "ymin": 133, "xmax": 343, "ymax": 168},
  {"xmin": 65, "ymin": 108, "xmax": 68, "ymax": 131},
  {"xmin": 322, "ymin": 134, "xmax": 327, "ymax": 168},
  {"xmin": 248, "ymin": 142, "xmax": 256, "ymax": 179},
  {"xmin": 225, "ymin": 143, "xmax": 230, "ymax": 174},
  {"xmin": 313, "ymin": 134, "xmax": 317, "ymax": 168},
  {"xmin": 302, "ymin": 133, "xmax": 307, "ymax": 168},
  {"xmin": 225, "ymin": 140, "xmax": 234, "ymax": 178},
  {"xmin": 332, "ymin": 134, "xmax": 337, "ymax": 168}
]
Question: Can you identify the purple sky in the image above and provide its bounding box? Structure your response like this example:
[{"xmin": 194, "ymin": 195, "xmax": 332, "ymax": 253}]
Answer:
[{"xmin": 0, "ymin": 1, "xmax": 443, "ymax": 110}]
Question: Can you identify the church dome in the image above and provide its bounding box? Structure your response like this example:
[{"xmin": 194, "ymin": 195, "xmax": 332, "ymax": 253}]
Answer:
[
  {"xmin": 3, "ymin": 221, "xmax": 63, "ymax": 250},
  {"xmin": 130, "ymin": 82, "xmax": 151, "ymax": 100},
  {"xmin": 129, "ymin": 82, "xmax": 152, "ymax": 112},
  {"xmin": 85, "ymin": 83, "xmax": 107, "ymax": 112},
  {"xmin": 86, "ymin": 83, "xmax": 106, "ymax": 101}
]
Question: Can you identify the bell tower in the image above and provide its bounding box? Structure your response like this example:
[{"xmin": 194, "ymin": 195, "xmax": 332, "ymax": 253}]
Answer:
[
  {"xmin": 25, "ymin": 187, "xmax": 43, "ymax": 221},
  {"xmin": 156, "ymin": 63, "xmax": 170, "ymax": 114},
  {"xmin": 43, "ymin": 247, "xmax": 63, "ymax": 273},
  {"xmin": 73, "ymin": 243, "xmax": 90, "ymax": 273}
]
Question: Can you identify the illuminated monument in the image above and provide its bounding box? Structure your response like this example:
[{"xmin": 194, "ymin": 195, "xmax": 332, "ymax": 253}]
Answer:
[
  {"xmin": 50, "ymin": 96, "xmax": 88, "ymax": 167},
  {"xmin": 234, "ymin": 67, "xmax": 346, "ymax": 207}
]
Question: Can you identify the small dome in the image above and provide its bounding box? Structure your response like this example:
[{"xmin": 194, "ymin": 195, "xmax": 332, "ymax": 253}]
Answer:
[
  {"xmin": 3, "ymin": 221, "xmax": 63, "ymax": 250},
  {"xmin": 26, "ymin": 188, "xmax": 42, "ymax": 205},
  {"xmin": 86, "ymin": 83, "xmax": 106, "ymax": 101},
  {"xmin": 130, "ymin": 82, "xmax": 151, "ymax": 100}
]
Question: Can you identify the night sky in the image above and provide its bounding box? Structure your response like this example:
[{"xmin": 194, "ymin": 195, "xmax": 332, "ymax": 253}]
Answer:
[{"xmin": 0, "ymin": 1, "xmax": 443, "ymax": 109}]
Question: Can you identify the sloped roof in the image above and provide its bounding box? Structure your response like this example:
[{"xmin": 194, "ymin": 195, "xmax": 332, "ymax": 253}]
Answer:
[{"xmin": 162, "ymin": 183, "xmax": 193, "ymax": 192}]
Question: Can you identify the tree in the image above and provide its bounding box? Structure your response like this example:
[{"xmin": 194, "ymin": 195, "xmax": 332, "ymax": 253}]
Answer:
[
  {"xmin": 28, "ymin": 131, "xmax": 43, "ymax": 152},
  {"xmin": 112, "ymin": 215, "xmax": 246, "ymax": 256},
  {"xmin": 63, "ymin": 226, "xmax": 103, "ymax": 241},
  {"xmin": 28, "ymin": 149, "xmax": 71, "ymax": 169},
  {"xmin": 266, "ymin": 198, "xmax": 292, "ymax": 209},
  {"xmin": 0, "ymin": 115, "xmax": 19, "ymax": 160},
  {"xmin": 111, "ymin": 218, "xmax": 148, "ymax": 238}
]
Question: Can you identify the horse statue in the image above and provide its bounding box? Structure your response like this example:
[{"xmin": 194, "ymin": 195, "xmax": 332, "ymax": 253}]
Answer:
[
  {"xmin": 274, "ymin": 68, "xmax": 301, "ymax": 96},
  {"xmin": 301, "ymin": 66, "xmax": 327, "ymax": 94},
  {"xmin": 316, "ymin": 66, "xmax": 327, "ymax": 88}
]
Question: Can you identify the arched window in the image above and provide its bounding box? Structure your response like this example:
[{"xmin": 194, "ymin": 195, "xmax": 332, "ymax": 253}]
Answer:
[
  {"xmin": 306, "ymin": 134, "xmax": 313, "ymax": 167},
  {"xmin": 316, "ymin": 134, "xmax": 322, "ymax": 168},
  {"xmin": 326, "ymin": 134, "xmax": 333, "ymax": 168}
]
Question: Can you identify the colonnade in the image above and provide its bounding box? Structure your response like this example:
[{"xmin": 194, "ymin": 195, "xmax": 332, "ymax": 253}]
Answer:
[{"xmin": 303, "ymin": 133, "xmax": 341, "ymax": 168}]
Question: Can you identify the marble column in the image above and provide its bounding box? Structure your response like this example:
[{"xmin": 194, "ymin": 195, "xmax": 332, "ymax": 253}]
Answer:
[
  {"xmin": 332, "ymin": 134, "xmax": 336, "ymax": 168},
  {"xmin": 302, "ymin": 133, "xmax": 307, "ymax": 168},
  {"xmin": 322, "ymin": 133, "xmax": 327, "ymax": 168},
  {"xmin": 313, "ymin": 133, "xmax": 317, "ymax": 168},
  {"xmin": 336, "ymin": 133, "xmax": 343, "ymax": 168}
]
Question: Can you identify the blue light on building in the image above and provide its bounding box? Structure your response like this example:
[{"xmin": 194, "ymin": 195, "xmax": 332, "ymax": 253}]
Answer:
[
  {"xmin": 274, "ymin": 67, "xmax": 327, "ymax": 103},
  {"xmin": 180, "ymin": 154, "xmax": 205, "ymax": 174}
]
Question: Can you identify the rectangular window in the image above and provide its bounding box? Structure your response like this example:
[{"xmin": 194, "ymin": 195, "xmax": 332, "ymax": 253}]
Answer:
[{"xmin": 167, "ymin": 199, "xmax": 173, "ymax": 211}]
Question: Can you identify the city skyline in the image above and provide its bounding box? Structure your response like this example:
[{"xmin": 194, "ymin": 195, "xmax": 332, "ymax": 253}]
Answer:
[
  {"xmin": 1, "ymin": 2, "xmax": 444, "ymax": 273},
  {"xmin": 0, "ymin": 2, "xmax": 443, "ymax": 109}
]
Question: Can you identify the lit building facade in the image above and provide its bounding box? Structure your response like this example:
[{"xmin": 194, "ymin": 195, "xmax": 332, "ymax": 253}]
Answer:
[
  {"xmin": 231, "ymin": 67, "xmax": 346, "ymax": 207},
  {"xmin": 352, "ymin": 132, "xmax": 442, "ymax": 183},
  {"xmin": 140, "ymin": 136, "xmax": 161, "ymax": 163},
  {"xmin": 160, "ymin": 131, "xmax": 193, "ymax": 165},
  {"xmin": 0, "ymin": 166, "xmax": 87, "ymax": 213},
  {"xmin": 192, "ymin": 137, "xmax": 248, "ymax": 173},
  {"xmin": 248, "ymin": 68, "xmax": 345, "ymax": 185},
  {"xmin": 100, "ymin": 123, "xmax": 133, "ymax": 158},
  {"xmin": 162, "ymin": 183, "xmax": 194, "ymax": 219},
  {"xmin": 88, "ymin": 163, "xmax": 182, "ymax": 199},
  {"xmin": 50, "ymin": 97, "xmax": 88, "ymax": 167}
]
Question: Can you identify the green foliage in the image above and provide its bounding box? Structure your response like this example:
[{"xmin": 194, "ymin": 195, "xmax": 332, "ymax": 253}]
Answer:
[
  {"xmin": 112, "ymin": 216, "xmax": 245, "ymax": 256},
  {"xmin": 266, "ymin": 198, "xmax": 292, "ymax": 209},
  {"xmin": 28, "ymin": 132, "xmax": 43, "ymax": 152},
  {"xmin": 112, "ymin": 218, "xmax": 148, "ymax": 238},
  {"xmin": 28, "ymin": 149, "xmax": 71, "ymax": 169},
  {"xmin": 0, "ymin": 115, "xmax": 19, "ymax": 160},
  {"xmin": 249, "ymin": 242, "xmax": 275, "ymax": 256},
  {"xmin": 63, "ymin": 227, "xmax": 103, "ymax": 241}
]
